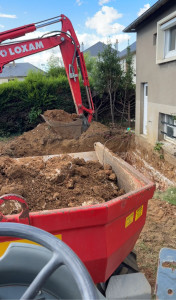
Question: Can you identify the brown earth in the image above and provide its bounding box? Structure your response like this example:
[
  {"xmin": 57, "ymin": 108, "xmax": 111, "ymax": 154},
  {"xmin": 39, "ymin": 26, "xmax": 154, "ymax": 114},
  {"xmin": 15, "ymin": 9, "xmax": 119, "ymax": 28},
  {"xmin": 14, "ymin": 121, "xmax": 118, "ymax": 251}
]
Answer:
[
  {"xmin": 0, "ymin": 155, "xmax": 124, "ymax": 214},
  {"xmin": 0, "ymin": 109, "xmax": 175, "ymax": 295},
  {"xmin": 135, "ymin": 198, "xmax": 176, "ymax": 295},
  {"xmin": 0, "ymin": 110, "xmax": 133, "ymax": 158},
  {"xmin": 0, "ymin": 109, "xmax": 131, "ymax": 215},
  {"xmin": 123, "ymin": 149, "xmax": 176, "ymax": 190},
  {"xmin": 42, "ymin": 109, "xmax": 79, "ymax": 122}
]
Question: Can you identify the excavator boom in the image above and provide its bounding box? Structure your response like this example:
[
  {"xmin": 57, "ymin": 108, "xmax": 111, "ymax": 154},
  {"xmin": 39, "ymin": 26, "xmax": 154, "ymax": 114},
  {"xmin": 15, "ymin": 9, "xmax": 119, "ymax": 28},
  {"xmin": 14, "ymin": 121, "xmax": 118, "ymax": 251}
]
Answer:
[{"xmin": 0, "ymin": 15, "xmax": 94, "ymax": 124}]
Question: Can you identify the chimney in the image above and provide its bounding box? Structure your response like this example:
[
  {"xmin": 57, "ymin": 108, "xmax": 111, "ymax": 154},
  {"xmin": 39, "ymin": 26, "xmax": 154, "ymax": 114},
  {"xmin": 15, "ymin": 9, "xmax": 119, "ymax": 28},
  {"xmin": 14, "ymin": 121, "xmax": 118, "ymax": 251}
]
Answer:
[
  {"xmin": 115, "ymin": 39, "xmax": 118, "ymax": 52},
  {"xmin": 81, "ymin": 42, "xmax": 84, "ymax": 52}
]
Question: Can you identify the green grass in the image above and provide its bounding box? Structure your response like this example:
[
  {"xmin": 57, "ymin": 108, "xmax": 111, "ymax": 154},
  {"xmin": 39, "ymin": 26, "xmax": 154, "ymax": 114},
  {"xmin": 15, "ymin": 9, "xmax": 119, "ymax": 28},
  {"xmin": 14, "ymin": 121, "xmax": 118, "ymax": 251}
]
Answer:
[{"xmin": 153, "ymin": 187, "xmax": 176, "ymax": 205}]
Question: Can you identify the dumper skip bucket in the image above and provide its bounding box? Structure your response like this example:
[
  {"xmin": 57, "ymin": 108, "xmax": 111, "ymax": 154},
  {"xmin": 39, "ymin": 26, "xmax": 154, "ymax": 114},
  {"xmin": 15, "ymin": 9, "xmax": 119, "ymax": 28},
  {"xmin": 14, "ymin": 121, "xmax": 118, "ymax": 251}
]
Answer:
[{"xmin": 0, "ymin": 143, "xmax": 155, "ymax": 283}]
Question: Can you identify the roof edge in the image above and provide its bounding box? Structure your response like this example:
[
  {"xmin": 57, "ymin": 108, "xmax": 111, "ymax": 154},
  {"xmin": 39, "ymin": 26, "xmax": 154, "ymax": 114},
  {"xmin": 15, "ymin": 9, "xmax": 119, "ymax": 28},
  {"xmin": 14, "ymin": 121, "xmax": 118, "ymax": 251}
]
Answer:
[
  {"xmin": 124, "ymin": 0, "xmax": 169, "ymax": 32},
  {"xmin": 119, "ymin": 50, "xmax": 136, "ymax": 59}
]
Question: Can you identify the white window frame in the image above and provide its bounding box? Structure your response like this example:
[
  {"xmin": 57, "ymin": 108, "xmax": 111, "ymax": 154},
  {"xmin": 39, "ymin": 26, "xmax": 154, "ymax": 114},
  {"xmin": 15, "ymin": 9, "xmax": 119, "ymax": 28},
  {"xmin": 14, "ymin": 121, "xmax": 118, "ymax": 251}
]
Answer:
[
  {"xmin": 156, "ymin": 11, "xmax": 176, "ymax": 64},
  {"xmin": 162, "ymin": 114, "xmax": 176, "ymax": 143}
]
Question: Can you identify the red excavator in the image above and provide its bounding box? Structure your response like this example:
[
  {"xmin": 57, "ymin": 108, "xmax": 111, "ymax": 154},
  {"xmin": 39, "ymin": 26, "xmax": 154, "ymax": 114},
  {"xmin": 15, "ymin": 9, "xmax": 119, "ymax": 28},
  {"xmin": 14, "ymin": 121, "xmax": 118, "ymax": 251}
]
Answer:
[{"xmin": 0, "ymin": 15, "xmax": 94, "ymax": 135}]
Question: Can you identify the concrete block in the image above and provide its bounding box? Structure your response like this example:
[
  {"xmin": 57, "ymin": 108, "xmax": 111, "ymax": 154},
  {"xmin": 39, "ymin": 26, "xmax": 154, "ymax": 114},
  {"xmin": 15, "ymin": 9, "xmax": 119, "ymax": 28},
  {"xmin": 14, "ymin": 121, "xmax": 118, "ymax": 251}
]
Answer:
[{"xmin": 105, "ymin": 272, "xmax": 151, "ymax": 299}]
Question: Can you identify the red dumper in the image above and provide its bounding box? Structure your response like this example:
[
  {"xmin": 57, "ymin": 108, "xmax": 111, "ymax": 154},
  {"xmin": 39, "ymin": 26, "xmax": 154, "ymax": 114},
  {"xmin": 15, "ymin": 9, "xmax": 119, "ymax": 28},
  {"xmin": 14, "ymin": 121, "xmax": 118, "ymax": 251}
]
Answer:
[{"xmin": 0, "ymin": 142, "xmax": 155, "ymax": 284}]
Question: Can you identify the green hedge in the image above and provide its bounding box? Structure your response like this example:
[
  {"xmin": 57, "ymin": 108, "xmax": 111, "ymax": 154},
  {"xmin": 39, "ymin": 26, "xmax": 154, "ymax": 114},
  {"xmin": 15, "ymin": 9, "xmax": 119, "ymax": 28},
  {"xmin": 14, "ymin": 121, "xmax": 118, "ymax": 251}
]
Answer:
[
  {"xmin": 0, "ymin": 72, "xmax": 87, "ymax": 136},
  {"xmin": 0, "ymin": 71, "xmax": 135, "ymax": 136}
]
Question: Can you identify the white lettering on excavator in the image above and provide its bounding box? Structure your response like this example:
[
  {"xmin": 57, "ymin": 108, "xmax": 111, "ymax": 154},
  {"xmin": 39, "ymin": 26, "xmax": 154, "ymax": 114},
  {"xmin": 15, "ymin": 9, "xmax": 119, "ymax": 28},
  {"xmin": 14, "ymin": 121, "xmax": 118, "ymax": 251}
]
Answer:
[
  {"xmin": 0, "ymin": 50, "xmax": 7, "ymax": 57},
  {"xmin": 9, "ymin": 48, "xmax": 15, "ymax": 55},
  {"xmin": 35, "ymin": 41, "xmax": 44, "ymax": 49},
  {"xmin": 6, "ymin": 41, "xmax": 44, "ymax": 56},
  {"xmin": 14, "ymin": 46, "xmax": 22, "ymax": 54},
  {"xmin": 21, "ymin": 45, "xmax": 28, "ymax": 52},
  {"xmin": 29, "ymin": 43, "xmax": 35, "ymax": 51}
]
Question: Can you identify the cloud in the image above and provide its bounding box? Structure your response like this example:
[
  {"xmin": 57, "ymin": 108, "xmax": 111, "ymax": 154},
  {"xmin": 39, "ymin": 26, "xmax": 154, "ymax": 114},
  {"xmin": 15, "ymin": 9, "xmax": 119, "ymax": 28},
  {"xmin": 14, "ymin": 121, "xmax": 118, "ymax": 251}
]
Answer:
[
  {"xmin": 76, "ymin": 32, "xmax": 102, "ymax": 49},
  {"xmin": 0, "ymin": 13, "xmax": 17, "ymax": 18},
  {"xmin": 85, "ymin": 6, "xmax": 124, "ymax": 36},
  {"xmin": 21, "ymin": 47, "xmax": 61, "ymax": 71},
  {"xmin": 76, "ymin": 0, "xmax": 83, "ymax": 6},
  {"xmin": 0, "ymin": 24, "xmax": 4, "ymax": 28},
  {"xmin": 111, "ymin": 33, "xmax": 130, "ymax": 45},
  {"xmin": 99, "ymin": 0, "xmax": 111, "ymax": 5},
  {"xmin": 137, "ymin": 4, "xmax": 150, "ymax": 17},
  {"xmin": 77, "ymin": 31, "xmax": 130, "ymax": 52}
]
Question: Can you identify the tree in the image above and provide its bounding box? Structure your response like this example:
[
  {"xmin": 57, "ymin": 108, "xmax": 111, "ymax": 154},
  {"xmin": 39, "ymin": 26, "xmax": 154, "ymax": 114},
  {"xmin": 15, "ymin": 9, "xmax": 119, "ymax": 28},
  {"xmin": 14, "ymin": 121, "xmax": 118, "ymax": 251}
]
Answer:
[
  {"xmin": 119, "ymin": 44, "xmax": 135, "ymax": 127},
  {"xmin": 47, "ymin": 54, "xmax": 66, "ymax": 77},
  {"xmin": 92, "ymin": 42, "xmax": 122, "ymax": 124},
  {"xmin": 83, "ymin": 52, "xmax": 96, "ymax": 78}
]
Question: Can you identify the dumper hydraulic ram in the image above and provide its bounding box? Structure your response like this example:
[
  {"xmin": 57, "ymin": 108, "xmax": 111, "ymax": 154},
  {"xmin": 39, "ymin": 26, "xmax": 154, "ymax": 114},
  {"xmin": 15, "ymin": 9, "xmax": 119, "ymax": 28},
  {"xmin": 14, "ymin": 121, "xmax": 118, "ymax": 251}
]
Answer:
[{"xmin": 0, "ymin": 15, "xmax": 94, "ymax": 124}]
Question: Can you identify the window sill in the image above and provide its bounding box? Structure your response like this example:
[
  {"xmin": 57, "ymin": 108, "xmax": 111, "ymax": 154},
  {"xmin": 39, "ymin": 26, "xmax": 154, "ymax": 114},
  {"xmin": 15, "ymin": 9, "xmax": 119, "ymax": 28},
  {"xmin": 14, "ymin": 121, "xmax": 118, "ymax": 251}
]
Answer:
[{"xmin": 156, "ymin": 55, "xmax": 176, "ymax": 64}]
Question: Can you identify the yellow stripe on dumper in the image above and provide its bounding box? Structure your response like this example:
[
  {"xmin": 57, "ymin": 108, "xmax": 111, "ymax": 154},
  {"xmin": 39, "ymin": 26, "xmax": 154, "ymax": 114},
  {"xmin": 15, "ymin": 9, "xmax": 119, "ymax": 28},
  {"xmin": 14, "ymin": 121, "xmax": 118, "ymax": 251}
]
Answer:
[{"xmin": 0, "ymin": 234, "xmax": 62, "ymax": 257}]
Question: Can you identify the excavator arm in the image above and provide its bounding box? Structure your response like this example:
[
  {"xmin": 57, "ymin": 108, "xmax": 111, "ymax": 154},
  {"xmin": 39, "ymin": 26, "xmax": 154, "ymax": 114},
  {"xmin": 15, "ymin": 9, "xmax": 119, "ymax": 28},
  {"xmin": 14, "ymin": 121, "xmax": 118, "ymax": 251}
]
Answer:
[{"xmin": 0, "ymin": 15, "xmax": 94, "ymax": 123}]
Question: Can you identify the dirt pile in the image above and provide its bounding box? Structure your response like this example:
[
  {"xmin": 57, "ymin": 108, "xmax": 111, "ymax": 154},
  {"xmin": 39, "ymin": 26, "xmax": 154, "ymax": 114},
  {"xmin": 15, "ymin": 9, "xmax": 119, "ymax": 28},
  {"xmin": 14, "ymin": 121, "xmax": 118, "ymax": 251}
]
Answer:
[
  {"xmin": 0, "ymin": 109, "xmax": 130, "ymax": 215},
  {"xmin": 0, "ymin": 109, "xmax": 133, "ymax": 158},
  {"xmin": 0, "ymin": 155, "xmax": 124, "ymax": 214},
  {"xmin": 42, "ymin": 110, "xmax": 79, "ymax": 122}
]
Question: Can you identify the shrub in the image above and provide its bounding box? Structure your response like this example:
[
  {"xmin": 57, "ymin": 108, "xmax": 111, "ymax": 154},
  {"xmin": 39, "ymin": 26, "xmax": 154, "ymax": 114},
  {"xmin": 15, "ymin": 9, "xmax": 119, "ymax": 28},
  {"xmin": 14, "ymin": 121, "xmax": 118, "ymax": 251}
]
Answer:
[{"xmin": 0, "ymin": 71, "xmax": 76, "ymax": 136}]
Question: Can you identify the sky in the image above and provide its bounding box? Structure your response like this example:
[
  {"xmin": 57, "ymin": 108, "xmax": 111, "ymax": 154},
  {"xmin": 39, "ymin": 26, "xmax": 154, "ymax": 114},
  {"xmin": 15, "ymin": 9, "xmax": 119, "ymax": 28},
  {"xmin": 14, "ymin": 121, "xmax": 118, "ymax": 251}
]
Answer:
[{"xmin": 0, "ymin": 0, "xmax": 157, "ymax": 69}]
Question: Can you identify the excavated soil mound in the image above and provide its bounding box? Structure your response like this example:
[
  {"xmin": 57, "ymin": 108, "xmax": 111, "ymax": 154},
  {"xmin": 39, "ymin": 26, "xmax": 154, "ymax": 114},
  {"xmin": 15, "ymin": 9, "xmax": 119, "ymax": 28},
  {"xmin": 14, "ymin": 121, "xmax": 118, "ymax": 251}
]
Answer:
[
  {"xmin": 0, "ymin": 155, "xmax": 124, "ymax": 214},
  {"xmin": 42, "ymin": 110, "xmax": 79, "ymax": 122},
  {"xmin": 0, "ymin": 110, "xmax": 133, "ymax": 158}
]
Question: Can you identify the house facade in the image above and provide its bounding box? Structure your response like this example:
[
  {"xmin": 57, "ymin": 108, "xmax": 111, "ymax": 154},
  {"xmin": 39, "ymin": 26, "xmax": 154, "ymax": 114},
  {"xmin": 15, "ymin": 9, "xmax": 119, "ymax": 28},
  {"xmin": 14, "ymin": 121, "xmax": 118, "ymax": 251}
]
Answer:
[{"xmin": 124, "ymin": 0, "xmax": 176, "ymax": 150}]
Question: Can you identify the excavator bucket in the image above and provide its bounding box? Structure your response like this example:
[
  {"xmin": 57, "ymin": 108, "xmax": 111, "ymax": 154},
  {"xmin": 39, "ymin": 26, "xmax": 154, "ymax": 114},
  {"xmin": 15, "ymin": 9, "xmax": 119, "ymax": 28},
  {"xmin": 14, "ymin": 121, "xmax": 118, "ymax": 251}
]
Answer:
[{"xmin": 40, "ymin": 113, "xmax": 87, "ymax": 139}]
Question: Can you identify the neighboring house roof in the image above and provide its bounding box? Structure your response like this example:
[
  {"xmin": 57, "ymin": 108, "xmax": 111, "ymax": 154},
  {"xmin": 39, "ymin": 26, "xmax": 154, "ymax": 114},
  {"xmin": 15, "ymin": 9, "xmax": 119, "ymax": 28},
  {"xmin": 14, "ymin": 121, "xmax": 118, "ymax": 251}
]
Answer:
[
  {"xmin": 84, "ymin": 41, "xmax": 119, "ymax": 56},
  {"xmin": 124, "ymin": 0, "xmax": 170, "ymax": 32},
  {"xmin": 0, "ymin": 62, "xmax": 43, "ymax": 78},
  {"xmin": 83, "ymin": 42, "xmax": 108, "ymax": 56},
  {"xmin": 119, "ymin": 41, "xmax": 136, "ymax": 59},
  {"xmin": 84, "ymin": 40, "xmax": 136, "ymax": 60}
]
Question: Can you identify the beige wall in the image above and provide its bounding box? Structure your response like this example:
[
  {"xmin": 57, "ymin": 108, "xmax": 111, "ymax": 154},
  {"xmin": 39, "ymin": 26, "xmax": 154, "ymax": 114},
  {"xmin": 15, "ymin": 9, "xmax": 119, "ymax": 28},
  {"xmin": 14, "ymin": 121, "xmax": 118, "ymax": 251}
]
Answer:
[
  {"xmin": 0, "ymin": 77, "xmax": 25, "ymax": 84},
  {"xmin": 136, "ymin": 4, "xmax": 176, "ymax": 145},
  {"xmin": 0, "ymin": 79, "xmax": 8, "ymax": 84}
]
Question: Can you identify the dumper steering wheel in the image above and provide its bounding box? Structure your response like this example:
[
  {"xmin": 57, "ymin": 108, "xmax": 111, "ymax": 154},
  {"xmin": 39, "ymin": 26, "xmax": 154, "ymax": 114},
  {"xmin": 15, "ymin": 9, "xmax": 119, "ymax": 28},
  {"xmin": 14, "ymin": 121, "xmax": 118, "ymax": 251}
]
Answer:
[{"xmin": 0, "ymin": 223, "xmax": 98, "ymax": 300}]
